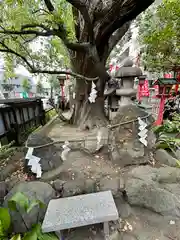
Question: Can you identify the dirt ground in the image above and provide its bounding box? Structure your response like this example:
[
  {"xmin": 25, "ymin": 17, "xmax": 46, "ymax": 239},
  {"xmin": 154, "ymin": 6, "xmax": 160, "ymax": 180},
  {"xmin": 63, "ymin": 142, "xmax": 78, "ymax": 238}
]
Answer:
[{"xmin": 1, "ymin": 119, "xmax": 180, "ymax": 240}]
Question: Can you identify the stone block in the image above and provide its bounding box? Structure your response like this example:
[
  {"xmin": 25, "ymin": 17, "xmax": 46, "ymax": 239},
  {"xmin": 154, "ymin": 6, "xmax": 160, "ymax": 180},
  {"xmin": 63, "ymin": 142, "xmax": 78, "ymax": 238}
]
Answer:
[{"xmin": 42, "ymin": 191, "xmax": 119, "ymax": 233}]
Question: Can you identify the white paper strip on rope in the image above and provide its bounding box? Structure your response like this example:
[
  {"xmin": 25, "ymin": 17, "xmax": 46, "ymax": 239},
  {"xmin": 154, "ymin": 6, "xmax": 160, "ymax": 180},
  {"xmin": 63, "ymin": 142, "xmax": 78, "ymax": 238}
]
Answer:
[
  {"xmin": 61, "ymin": 141, "xmax": 71, "ymax": 161},
  {"xmin": 25, "ymin": 147, "xmax": 34, "ymax": 159},
  {"xmin": 27, "ymin": 155, "xmax": 40, "ymax": 166},
  {"xmin": 25, "ymin": 148, "xmax": 42, "ymax": 178},
  {"xmin": 138, "ymin": 117, "xmax": 148, "ymax": 146},
  {"xmin": 138, "ymin": 128, "xmax": 148, "ymax": 137},
  {"xmin": 88, "ymin": 82, "xmax": 97, "ymax": 103},
  {"xmin": 96, "ymin": 130, "xmax": 102, "ymax": 150}
]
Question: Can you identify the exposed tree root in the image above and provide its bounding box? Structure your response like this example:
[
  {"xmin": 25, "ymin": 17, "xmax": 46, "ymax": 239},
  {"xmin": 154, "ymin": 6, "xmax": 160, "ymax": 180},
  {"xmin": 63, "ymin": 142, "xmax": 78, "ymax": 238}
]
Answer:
[
  {"xmin": 77, "ymin": 99, "xmax": 109, "ymax": 130},
  {"xmin": 57, "ymin": 109, "xmax": 73, "ymax": 122}
]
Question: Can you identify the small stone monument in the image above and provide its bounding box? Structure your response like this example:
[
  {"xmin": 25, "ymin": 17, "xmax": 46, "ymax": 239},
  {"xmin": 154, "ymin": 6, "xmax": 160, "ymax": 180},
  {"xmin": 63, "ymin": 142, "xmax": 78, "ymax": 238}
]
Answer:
[
  {"xmin": 115, "ymin": 58, "xmax": 142, "ymax": 106},
  {"xmin": 109, "ymin": 58, "xmax": 156, "ymax": 167}
]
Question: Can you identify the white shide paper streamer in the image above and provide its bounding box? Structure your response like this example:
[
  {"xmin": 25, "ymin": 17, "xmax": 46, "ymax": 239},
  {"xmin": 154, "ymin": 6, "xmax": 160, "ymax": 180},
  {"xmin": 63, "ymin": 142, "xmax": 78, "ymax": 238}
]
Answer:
[
  {"xmin": 88, "ymin": 82, "xmax": 97, "ymax": 103},
  {"xmin": 138, "ymin": 117, "xmax": 148, "ymax": 147},
  {"xmin": 25, "ymin": 147, "xmax": 42, "ymax": 178}
]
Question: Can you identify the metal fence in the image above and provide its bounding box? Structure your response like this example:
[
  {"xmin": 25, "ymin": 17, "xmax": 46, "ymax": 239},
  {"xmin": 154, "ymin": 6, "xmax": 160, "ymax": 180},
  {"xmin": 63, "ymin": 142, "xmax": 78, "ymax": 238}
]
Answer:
[{"xmin": 0, "ymin": 98, "xmax": 48, "ymax": 145}]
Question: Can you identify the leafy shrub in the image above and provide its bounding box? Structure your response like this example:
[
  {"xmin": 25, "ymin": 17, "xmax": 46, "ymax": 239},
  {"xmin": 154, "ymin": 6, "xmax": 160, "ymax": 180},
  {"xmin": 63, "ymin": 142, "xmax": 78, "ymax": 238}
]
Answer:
[
  {"xmin": 45, "ymin": 109, "xmax": 57, "ymax": 123},
  {"xmin": 153, "ymin": 113, "xmax": 180, "ymax": 154},
  {"xmin": 0, "ymin": 192, "xmax": 58, "ymax": 240},
  {"xmin": 0, "ymin": 141, "xmax": 16, "ymax": 160}
]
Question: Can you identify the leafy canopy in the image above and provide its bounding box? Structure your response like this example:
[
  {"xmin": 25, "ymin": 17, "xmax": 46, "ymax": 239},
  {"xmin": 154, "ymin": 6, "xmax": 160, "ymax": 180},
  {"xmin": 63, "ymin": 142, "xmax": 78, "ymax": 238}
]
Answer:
[
  {"xmin": 138, "ymin": 0, "xmax": 180, "ymax": 72},
  {"xmin": 0, "ymin": 0, "xmax": 75, "ymax": 74}
]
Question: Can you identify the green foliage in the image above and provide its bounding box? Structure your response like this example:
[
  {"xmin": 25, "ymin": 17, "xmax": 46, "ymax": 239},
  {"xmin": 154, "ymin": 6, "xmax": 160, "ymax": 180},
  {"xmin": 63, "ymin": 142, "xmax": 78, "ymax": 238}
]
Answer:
[
  {"xmin": 0, "ymin": 208, "xmax": 11, "ymax": 237},
  {"xmin": 0, "ymin": 1, "xmax": 74, "ymax": 73},
  {"xmin": 0, "ymin": 192, "xmax": 57, "ymax": 240},
  {"xmin": 138, "ymin": 0, "xmax": 180, "ymax": 72},
  {"xmin": 1, "ymin": 83, "xmax": 14, "ymax": 92},
  {"xmin": 45, "ymin": 109, "xmax": 57, "ymax": 122},
  {"xmin": 10, "ymin": 234, "xmax": 21, "ymax": 240},
  {"xmin": 154, "ymin": 114, "xmax": 180, "ymax": 134},
  {"xmin": 22, "ymin": 78, "xmax": 32, "ymax": 93},
  {"xmin": 153, "ymin": 114, "xmax": 180, "ymax": 152},
  {"xmin": 3, "ymin": 56, "xmax": 16, "ymax": 80},
  {"xmin": 8, "ymin": 192, "xmax": 29, "ymax": 212},
  {"xmin": 36, "ymin": 81, "xmax": 44, "ymax": 94},
  {"xmin": 48, "ymin": 75, "xmax": 60, "ymax": 91},
  {"xmin": 0, "ymin": 141, "xmax": 16, "ymax": 160}
]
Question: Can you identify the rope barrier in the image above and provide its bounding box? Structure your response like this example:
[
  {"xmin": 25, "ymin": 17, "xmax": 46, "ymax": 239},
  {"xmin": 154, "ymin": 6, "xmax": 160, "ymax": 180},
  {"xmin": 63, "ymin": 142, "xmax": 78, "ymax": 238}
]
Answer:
[
  {"xmin": 108, "ymin": 113, "xmax": 151, "ymax": 129},
  {"xmin": 25, "ymin": 113, "xmax": 152, "ymax": 150}
]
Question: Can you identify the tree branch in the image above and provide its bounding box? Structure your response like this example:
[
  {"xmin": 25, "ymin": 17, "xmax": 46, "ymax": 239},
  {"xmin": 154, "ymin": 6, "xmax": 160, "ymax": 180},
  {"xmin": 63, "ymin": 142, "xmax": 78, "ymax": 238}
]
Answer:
[
  {"xmin": 0, "ymin": 43, "xmax": 98, "ymax": 81},
  {"xmin": 43, "ymin": 0, "xmax": 90, "ymax": 51},
  {"xmin": 44, "ymin": 0, "xmax": 54, "ymax": 12},
  {"xmin": 0, "ymin": 42, "xmax": 34, "ymax": 70},
  {"xmin": 96, "ymin": 0, "xmax": 154, "ymax": 47},
  {"xmin": 0, "ymin": 29, "xmax": 54, "ymax": 37},
  {"xmin": 66, "ymin": 0, "xmax": 94, "ymax": 43},
  {"xmin": 32, "ymin": 8, "xmax": 49, "ymax": 15},
  {"xmin": 108, "ymin": 22, "xmax": 131, "ymax": 56},
  {"xmin": 62, "ymin": 41, "xmax": 89, "ymax": 51},
  {"xmin": 31, "ymin": 69, "xmax": 98, "ymax": 81},
  {"xmin": 21, "ymin": 24, "xmax": 50, "ymax": 31}
]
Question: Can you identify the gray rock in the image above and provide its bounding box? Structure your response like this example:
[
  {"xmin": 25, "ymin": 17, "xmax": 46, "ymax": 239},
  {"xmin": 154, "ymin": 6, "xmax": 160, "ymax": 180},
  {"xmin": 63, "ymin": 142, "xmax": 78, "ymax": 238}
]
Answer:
[
  {"xmin": 99, "ymin": 177, "xmax": 119, "ymax": 196},
  {"xmin": 25, "ymin": 134, "xmax": 62, "ymax": 172},
  {"xmin": 127, "ymin": 165, "xmax": 157, "ymax": 182},
  {"xmin": 110, "ymin": 105, "xmax": 154, "ymax": 167},
  {"xmin": 84, "ymin": 179, "xmax": 97, "ymax": 193},
  {"xmin": 27, "ymin": 133, "xmax": 53, "ymax": 146},
  {"xmin": 156, "ymin": 166, "xmax": 180, "ymax": 183},
  {"xmin": 126, "ymin": 176, "xmax": 180, "ymax": 217},
  {"xmin": 162, "ymin": 183, "xmax": 180, "ymax": 197},
  {"xmin": 6, "ymin": 176, "xmax": 20, "ymax": 191},
  {"xmin": 154, "ymin": 149, "xmax": 177, "ymax": 167},
  {"xmin": 52, "ymin": 179, "xmax": 66, "ymax": 191},
  {"xmin": 63, "ymin": 178, "xmax": 96, "ymax": 197},
  {"xmin": 175, "ymin": 149, "xmax": 180, "ymax": 159},
  {"xmin": 147, "ymin": 130, "xmax": 156, "ymax": 150},
  {"xmin": 63, "ymin": 179, "xmax": 86, "ymax": 197},
  {"xmin": 0, "ymin": 163, "xmax": 18, "ymax": 181},
  {"xmin": 3, "ymin": 181, "xmax": 56, "ymax": 233}
]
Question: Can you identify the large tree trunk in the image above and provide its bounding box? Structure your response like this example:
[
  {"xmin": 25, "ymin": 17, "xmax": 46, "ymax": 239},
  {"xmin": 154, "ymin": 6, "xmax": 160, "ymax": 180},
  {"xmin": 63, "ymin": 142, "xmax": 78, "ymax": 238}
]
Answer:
[
  {"xmin": 73, "ymin": 95, "xmax": 107, "ymax": 130},
  {"xmin": 70, "ymin": 52, "xmax": 108, "ymax": 130}
]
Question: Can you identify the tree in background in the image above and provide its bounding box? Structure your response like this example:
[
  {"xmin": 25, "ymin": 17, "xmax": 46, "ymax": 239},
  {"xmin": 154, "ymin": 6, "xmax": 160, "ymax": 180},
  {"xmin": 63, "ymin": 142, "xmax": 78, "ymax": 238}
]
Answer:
[
  {"xmin": 138, "ymin": 0, "xmax": 180, "ymax": 73},
  {"xmin": 36, "ymin": 80, "xmax": 44, "ymax": 95},
  {"xmin": 0, "ymin": 0, "xmax": 154, "ymax": 129},
  {"xmin": 22, "ymin": 78, "xmax": 32, "ymax": 93}
]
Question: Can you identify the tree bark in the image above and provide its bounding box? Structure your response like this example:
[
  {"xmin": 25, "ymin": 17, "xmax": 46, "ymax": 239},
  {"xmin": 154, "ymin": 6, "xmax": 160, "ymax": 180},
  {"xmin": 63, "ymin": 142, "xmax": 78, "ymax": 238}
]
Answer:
[{"xmin": 70, "ymin": 51, "xmax": 108, "ymax": 130}]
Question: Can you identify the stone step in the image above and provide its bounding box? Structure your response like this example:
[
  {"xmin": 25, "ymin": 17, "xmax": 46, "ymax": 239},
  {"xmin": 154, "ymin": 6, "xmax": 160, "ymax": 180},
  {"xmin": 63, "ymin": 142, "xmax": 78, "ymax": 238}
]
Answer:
[{"xmin": 42, "ymin": 191, "xmax": 119, "ymax": 238}]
